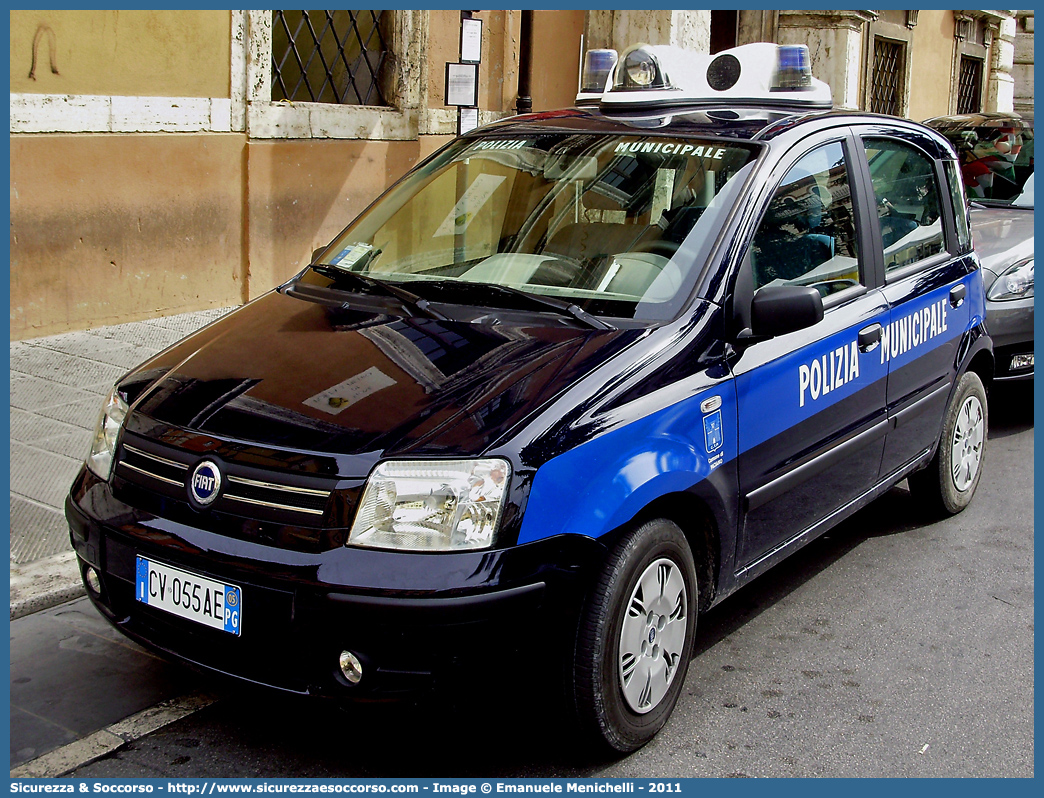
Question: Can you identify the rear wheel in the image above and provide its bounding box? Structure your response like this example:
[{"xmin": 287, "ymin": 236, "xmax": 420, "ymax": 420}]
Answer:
[
  {"xmin": 908, "ymin": 370, "xmax": 987, "ymax": 514},
  {"xmin": 571, "ymin": 518, "xmax": 698, "ymax": 753}
]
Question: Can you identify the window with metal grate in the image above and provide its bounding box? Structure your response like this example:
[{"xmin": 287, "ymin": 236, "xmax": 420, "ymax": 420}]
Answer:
[
  {"xmin": 271, "ymin": 10, "xmax": 391, "ymax": 106},
  {"xmin": 957, "ymin": 56, "xmax": 984, "ymax": 114},
  {"xmin": 870, "ymin": 37, "xmax": 904, "ymax": 116}
]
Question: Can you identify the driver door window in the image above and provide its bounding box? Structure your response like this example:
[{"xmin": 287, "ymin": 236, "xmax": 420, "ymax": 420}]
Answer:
[{"xmin": 751, "ymin": 141, "xmax": 862, "ymax": 298}]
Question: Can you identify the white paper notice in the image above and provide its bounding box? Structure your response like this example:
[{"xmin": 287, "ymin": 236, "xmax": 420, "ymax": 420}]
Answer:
[
  {"xmin": 433, "ymin": 174, "xmax": 506, "ymax": 237},
  {"xmin": 303, "ymin": 367, "xmax": 396, "ymax": 415},
  {"xmin": 461, "ymin": 17, "xmax": 482, "ymax": 62},
  {"xmin": 446, "ymin": 62, "xmax": 478, "ymax": 106},
  {"xmin": 459, "ymin": 107, "xmax": 479, "ymax": 134}
]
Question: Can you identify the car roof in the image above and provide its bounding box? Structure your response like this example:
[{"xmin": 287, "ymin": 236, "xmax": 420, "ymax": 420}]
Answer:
[
  {"xmin": 924, "ymin": 111, "xmax": 1032, "ymax": 131},
  {"xmin": 477, "ymin": 105, "xmax": 830, "ymax": 142},
  {"xmin": 474, "ymin": 105, "xmax": 956, "ymax": 156}
]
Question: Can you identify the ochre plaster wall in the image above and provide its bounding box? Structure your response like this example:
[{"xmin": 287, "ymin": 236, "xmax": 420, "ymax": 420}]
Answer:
[
  {"xmin": 909, "ymin": 11, "xmax": 956, "ymax": 122},
  {"xmin": 244, "ymin": 138, "xmax": 429, "ymax": 298},
  {"xmin": 426, "ymin": 10, "xmax": 520, "ymax": 114},
  {"xmin": 9, "ymin": 10, "xmax": 231, "ymax": 98},
  {"xmin": 10, "ymin": 134, "xmax": 246, "ymax": 338},
  {"xmin": 531, "ymin": 11, "xmax": 586, "ymax": 111},
  {"xmin": 10, "ymin": 134, "xmax": 454, "ymax": 338}
]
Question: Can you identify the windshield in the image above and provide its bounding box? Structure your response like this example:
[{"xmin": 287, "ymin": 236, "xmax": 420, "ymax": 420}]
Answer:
[
  {"xmin": 940, "ymin": 123, "xmax": 1034, "ymax": 207},
  {"xmin": 306, "ymin": 132, "xmax": 759, "ymax": 321}
]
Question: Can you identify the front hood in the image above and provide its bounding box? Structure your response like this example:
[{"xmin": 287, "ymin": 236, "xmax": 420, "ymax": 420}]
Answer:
[
  {"xmin": 126, "ymin": 290, "xmax": 641, "ymax": 469},
  {"xmin": 970, "ymin": 205, "xmax": 1034, "ymax": 277}
]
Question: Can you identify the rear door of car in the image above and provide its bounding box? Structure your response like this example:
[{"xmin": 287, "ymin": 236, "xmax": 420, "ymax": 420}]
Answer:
[{"xmin": 851, "ymin": 127, "xmax": 977, "ymax": 477}]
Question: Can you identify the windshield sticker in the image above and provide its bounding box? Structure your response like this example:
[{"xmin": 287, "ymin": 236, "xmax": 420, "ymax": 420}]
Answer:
[
  {"xmin": 433, "ymin": 174, "xmax": 507, "ymax": 237},
  {"xmin": 303, "ymin": 367, "xmax": 396, "ymax": 415},
  {"xmin": 331, "ymin": 243, "xmax": 374, "ymax": 270}
]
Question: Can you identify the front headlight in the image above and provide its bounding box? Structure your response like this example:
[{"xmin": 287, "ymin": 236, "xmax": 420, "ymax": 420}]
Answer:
[
  {"xmin": 348, "ymin": 459, "xmax": 510, "ymax": 551},
  {"xmin": 988, "ymin": 258, "xmax": 1034, "ymax": 301},
  {"xmin": 86, "ymin": 387, "xmax": 129, "ymax": 480}
]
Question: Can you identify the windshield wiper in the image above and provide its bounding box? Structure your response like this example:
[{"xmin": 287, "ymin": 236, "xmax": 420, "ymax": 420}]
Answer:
[
  {"xmin": 310, "ymin": 262, "xmax": 452, "ymax": 322},
  {"xmin": 490, "ymin": 284, "xmax": 616, "ymax": 330},
  {"xmin": 424, "ymin": 280, "xmax": 615, "ymax": 330}
]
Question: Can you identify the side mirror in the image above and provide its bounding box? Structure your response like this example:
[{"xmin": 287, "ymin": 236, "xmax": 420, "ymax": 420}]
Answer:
[{"xmin": 749, "ymin": 284, "xmax": 824, "ymax": 338}]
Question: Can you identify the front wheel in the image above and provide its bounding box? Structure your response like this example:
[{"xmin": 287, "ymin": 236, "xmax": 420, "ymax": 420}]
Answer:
[
  {"xmin": 571, "ymin": 519, "xmax": 698, "ymax": 753},
  {"xmin": 908, "ymin": 370, "xmax": 988, "ymax": 515}
]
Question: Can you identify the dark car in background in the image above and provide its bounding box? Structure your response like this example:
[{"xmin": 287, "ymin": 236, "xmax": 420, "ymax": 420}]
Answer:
[{"xmin": 925, "ymin": 112, "xmax": 1034, "ymax": 381}]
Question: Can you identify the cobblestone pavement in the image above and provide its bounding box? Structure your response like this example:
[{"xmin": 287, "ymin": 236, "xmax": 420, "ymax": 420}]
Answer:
[{"xmin": 9, "ymin": 308, "xmax": 235, "ymax": 617}]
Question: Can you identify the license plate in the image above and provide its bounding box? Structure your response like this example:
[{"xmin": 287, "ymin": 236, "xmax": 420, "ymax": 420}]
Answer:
[{"xmin": 135, "ymin": 556, "xmax": 242, "ymax": 636}]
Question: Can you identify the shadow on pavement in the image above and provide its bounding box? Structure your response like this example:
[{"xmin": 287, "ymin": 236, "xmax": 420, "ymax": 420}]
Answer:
[{"xmin": 987, "ymin": 380, "xmax": 1034, "ymax": 438}]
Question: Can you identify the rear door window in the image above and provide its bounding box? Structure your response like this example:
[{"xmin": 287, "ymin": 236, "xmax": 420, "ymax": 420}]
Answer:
[{"xmin": 863, "ymin": 138, "xmax": 946, "ymax": 275}]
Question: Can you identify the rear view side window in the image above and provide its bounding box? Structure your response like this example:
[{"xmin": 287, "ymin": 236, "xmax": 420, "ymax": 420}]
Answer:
[
  {"xmin": 863, "ymin": 138, "xmax": 945, "ymax": 274},
  {"xmin": 751, "ymin": 141, "xmax": 861, "ymax": 297}
]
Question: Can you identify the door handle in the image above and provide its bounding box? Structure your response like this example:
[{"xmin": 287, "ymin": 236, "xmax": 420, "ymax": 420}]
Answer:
[
  {"xmin": 950, "ymin": 284, "xmax": 966, "ymax": 308},
  {"xmin": 858, "ymin": 323, "xmax": 882, "ymax": 353}
]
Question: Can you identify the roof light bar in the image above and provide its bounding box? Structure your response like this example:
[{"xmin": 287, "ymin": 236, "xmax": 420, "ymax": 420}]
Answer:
[
  {"xmin": 616, "ymin": 46, "xmax": 671, "ymax": 90},
  {"xmin": 774, "ymin": 45, "xmax": 813, "ymax": 90},
  {"xmin": 576, "ymin": 42, "xmax": 832, "ymax": 110},
  {"xmin": 576, "ymin": 48, "xmax": 618, "ymax": 106}
]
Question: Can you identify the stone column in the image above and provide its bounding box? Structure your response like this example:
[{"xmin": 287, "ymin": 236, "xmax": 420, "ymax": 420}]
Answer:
[
  {"xmin": 985, "ymin": 14, "xmax": 1017, "ymax": 113},
  {"xmin": 584, "ymin": 10, "xmax": 710, "ymax": 53},
  {"xmin": 737, "ymin": 10, "xmax": 778, "ymax": 46},
  {"xmin": 776, "ymin": 10, "xmax": 876, "ymax": 111},
  {"xmin": 1012, "ymin": 13, "xmax": 1034, "ymax": 120}
]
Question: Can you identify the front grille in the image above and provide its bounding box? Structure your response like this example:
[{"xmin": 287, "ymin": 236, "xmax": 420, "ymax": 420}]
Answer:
[
  {"xmin": 223, "ymin": 475, "xmax": 329, "ymax": 515},
  {"xmin": 122, "ymin": 445, "xmax": 187, "ymax": 487},
  {"xmin": 116, "ymin": 438, "xmax": 336, "ymax": 525}
]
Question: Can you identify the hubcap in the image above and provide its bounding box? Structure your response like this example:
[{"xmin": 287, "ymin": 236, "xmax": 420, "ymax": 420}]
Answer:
[
  {"xmin": 618, "ymin": 558, "xmax": 688, "ymax": 714},
  {"xmin": 950, "ymin": 394, "xmax": 984, "ymax": 492}
]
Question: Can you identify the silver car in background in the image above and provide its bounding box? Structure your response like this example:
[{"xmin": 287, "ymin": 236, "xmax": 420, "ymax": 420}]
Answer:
[{"xmin": 925, "ymin": 112, "xmax": 1034, "ymax": 381}]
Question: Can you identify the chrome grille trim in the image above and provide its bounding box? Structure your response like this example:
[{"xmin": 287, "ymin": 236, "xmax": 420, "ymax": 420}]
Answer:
[
  {"xmin": 123, "ymin": 444, "xmax": 189, "ymax": 472},
  {"xmin": 118, "ymin": 461, "xmax": 185, "ymax": 488},
  {"xmin": 223, "ymin": 494, "xmax": 325, "ymax": 515},
  {"xmin": 226, "ymin": 475, "xmax": 329, "ymax": 497},
  {"xmin": 117, "ymin": 440, "xmax": 332, "ymax": 519}
]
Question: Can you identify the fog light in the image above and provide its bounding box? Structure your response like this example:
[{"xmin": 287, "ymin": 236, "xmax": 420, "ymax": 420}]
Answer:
[
  {"xmin": 339, "ymin": 651, "xmax": 363, "ymax": 684},
  {"xmin": 84, "ymin": 566, "xmax": 103, "ymax": 595},
  {"xmin": 1011, "ymin": 353, "xmax": 1033, "ymax": 371}
]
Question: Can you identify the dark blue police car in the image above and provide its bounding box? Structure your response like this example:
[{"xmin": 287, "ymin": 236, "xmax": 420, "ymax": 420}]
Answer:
[{"xmin": 68, "ymin": 43, "xmax": 992, "ymax": 753}]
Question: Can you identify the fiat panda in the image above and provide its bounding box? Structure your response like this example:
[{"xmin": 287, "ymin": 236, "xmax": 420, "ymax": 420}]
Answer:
[{"xmin": 68, "ymin": 43, "xmax": 992, "ymax": 753}]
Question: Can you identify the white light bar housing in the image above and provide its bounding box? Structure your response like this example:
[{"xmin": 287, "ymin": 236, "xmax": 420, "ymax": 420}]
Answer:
[
  {"xmin": 576, "ymin": 48, "xmax": 618, "ymax": 106},
  {"xmin": 576, "ymin": 42, "xmax": 832, "ymax": 111}
]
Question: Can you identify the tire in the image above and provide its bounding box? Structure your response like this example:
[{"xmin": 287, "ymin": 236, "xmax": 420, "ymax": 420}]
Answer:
[
  {"xmin": 908, "ymin": 370, "xmax": 988, "ymax": 515},
  {"xmin": 571, "ymin": 518, "xmax": 698, "ymax": 753}
]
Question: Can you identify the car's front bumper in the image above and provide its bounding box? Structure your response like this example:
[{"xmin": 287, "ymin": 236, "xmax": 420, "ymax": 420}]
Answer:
[
  {"xmin": 67, "ymin": 467, "xmax": 606, "ymax": 697},
  {"xmin": 986, "ymin": 295, "xmax": 1034, "ymax": 381}
]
